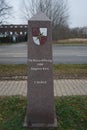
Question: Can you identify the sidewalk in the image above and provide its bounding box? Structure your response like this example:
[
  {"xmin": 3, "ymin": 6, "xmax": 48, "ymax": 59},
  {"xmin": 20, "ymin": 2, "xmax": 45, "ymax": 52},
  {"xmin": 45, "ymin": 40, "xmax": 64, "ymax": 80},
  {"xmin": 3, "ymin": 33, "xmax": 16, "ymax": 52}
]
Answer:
[{"xmin": 0, "ymin": 79, "xmax": 87, "ymax": 96}]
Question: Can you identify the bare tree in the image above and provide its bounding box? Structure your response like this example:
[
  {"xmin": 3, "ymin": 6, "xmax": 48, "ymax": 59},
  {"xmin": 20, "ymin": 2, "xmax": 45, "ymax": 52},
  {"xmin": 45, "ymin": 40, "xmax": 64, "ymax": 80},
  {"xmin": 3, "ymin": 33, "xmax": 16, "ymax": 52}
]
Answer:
[
  {"xmin": 22, "ymin": 0, "xmax": 68, "ymax": 26},
  {"xmin": 21, "ymin": 0, "xmax": 69, "ymax": 40},
  {"xmin": 0, "ymin": 0, "xmax": 12, "ymax": 24}
]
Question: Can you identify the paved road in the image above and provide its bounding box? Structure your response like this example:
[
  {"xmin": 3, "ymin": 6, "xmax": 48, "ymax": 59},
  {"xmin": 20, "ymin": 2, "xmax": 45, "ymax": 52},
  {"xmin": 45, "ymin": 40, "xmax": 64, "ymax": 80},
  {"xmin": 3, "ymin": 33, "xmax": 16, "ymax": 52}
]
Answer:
[{"xmin": 0, "ymin": 43, "xmax": 87, "ymax": 64}]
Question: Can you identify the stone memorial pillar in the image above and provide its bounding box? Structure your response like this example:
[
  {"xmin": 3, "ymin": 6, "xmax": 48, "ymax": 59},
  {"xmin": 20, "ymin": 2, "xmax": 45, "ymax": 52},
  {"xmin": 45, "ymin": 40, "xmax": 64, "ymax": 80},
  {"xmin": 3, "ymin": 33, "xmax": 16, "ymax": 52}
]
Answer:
[{"xmin": 24, "ymin": 12, "xmax": 57, "ymax": 128}]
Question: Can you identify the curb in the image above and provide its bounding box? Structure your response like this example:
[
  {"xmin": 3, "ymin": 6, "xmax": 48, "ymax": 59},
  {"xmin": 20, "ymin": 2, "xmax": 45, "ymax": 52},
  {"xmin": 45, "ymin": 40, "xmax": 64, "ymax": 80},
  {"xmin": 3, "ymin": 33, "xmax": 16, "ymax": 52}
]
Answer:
[
  {"xmin": 0, "ymin": 76, "xmax": 87, "ymax": 80},
  {"xmin": 0, "ymin": 76, "xmax": 27, "ymax": 80}
]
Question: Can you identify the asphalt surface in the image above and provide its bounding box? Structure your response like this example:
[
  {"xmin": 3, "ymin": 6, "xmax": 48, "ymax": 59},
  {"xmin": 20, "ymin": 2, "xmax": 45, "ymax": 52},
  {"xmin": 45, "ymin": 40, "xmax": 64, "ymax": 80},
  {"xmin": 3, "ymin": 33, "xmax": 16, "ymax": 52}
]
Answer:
[{"xmin": 0, "ymin": 43, "xmax": 87, "ymax": 64}]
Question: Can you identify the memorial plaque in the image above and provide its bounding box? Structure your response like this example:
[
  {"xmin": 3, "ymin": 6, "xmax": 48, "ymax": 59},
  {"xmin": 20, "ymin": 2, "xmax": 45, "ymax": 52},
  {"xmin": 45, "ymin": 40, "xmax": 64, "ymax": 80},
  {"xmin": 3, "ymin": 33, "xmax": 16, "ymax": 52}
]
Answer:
[{"xmin": 24, "ymin": 12, "xmax": 57, "ymax": 128}]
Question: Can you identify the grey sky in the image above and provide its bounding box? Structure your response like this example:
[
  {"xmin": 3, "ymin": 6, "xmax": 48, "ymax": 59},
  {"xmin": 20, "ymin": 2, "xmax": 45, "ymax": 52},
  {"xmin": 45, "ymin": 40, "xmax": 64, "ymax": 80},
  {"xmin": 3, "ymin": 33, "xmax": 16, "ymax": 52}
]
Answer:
[
  {"xmin": 69, "ymin": 0, "xmax": 87, "ymax": 27},
  {"xmin": 7, "ymin": 0, "xmax": 87, "ymax": 28}
]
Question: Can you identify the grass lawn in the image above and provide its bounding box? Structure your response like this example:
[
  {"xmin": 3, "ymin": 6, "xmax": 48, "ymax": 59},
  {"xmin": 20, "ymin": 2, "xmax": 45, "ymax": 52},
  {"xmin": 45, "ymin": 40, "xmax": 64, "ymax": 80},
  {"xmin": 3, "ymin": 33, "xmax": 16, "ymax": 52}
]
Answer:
[
  {"xmin": 0, "ymin": 42, "xmax": 26, "ymax": 46},
  {"xmin": 0, "ymin": 39, "xmax": 87, "ymax": 46},
  {"xmin": 53, "ymin": 64, "xmax": 87, "ymax": 79},
  {"xmin": 0, "ymin": 64, "xmax": 27, "ymax": 77},
  {"xmin": 0, "ymin": 96, "xmax": 87, "ymax": 130},
  {"xmin": 0, "ymin": 64, "xmax": 87, "ymax": 79},
  {"xmin": 53, "ymin": 38, "xmax": 87, "ymax": 45}
]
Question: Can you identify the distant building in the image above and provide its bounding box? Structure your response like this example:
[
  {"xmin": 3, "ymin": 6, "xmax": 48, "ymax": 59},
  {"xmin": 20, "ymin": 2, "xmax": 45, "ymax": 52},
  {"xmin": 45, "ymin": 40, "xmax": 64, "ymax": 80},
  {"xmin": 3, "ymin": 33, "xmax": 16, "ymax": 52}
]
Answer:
[
  {"xmin": 0, "ymin": 24, "xmax": 28, "ymax": 42},
  {"xmin": 83, "ymin": 27, "xmax": 87, "ymax": 36}
]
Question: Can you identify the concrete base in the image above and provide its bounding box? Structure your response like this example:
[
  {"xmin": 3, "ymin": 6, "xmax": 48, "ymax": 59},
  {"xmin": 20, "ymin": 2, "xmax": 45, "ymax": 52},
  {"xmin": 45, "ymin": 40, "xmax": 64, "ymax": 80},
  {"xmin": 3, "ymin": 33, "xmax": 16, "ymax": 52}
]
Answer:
[{"xmin": 23, "ymin": 115, "xmax": 58, "ymax": 129}]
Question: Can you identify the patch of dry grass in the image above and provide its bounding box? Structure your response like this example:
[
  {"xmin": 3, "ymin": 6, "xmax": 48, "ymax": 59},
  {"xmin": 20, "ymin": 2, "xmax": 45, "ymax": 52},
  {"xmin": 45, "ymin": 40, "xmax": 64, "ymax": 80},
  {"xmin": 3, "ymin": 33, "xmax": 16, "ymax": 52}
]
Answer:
[
  {"xmin": 0, "ymin": 64, "xmax": 87, "ymax": 79},
  {"xmin": 53, "ymin": 38, "xmax": 87, "ymax": 44}
]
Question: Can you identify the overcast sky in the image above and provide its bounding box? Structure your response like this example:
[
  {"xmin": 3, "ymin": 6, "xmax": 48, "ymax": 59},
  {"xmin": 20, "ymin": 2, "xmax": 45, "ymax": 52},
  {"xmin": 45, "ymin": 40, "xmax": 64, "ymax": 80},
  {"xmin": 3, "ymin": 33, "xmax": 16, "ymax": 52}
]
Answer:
[{"xmin": 7, "ymin": 0, "xmax": 87, "ymax": 28}]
